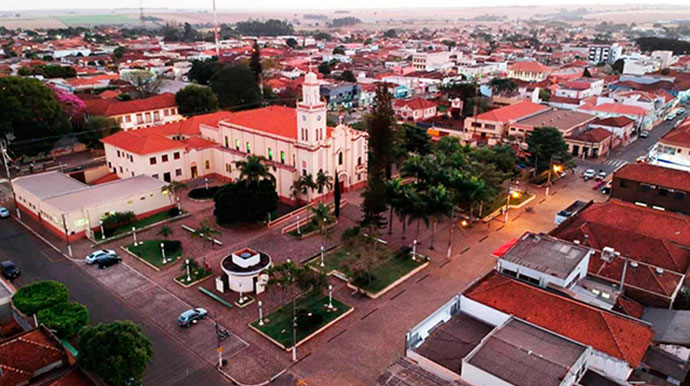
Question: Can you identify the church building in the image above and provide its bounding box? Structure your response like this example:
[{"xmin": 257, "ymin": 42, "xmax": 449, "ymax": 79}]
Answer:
[{"xmin": 101, "ymin": 72, "xmax": 369, "ymax": 202}]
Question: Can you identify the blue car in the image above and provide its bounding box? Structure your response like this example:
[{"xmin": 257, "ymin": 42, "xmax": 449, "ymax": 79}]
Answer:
[
  {"xmin": 0, "ymin": 207, "xmax": 10, "ymax": 218},
  {"xmin": 178, "ymin": 308, "xmax": 207, "ymax": 327}
]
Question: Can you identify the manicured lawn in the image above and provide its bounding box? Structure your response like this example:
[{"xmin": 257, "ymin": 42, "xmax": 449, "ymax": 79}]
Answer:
[
  {"xmin": 175, "ymin": 266, "xmax": 213, "ymax": 286},
  {"xmin": 480, "ymin": 190, "xmax": 533, "ymax": 218},
  {"xmin": 251, "ymin": 290, "xmax": 351, "ymax": 348},
  {"xmin": 125, "ymin": 240, "xmax": 182, "ymax": 268},
  {"xmin": 307, "ymin": 246, "xmax": 426, "ymax": 294},
  {"xmin": 94, "ymin": 210, "xmax": 181, "ymax": 240}
]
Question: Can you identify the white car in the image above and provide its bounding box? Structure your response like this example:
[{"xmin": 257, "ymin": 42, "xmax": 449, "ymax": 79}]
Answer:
[
  {"xmin": 0, "ymin": 207, "xmax": 10, "ymax": 218},
  {"xmin": 85, "ymin": 249, "xmax": 117, "ymax": 264},
  {"xmin": 583, "ymin": 169, "xmax": 596, "ymax": 180}
]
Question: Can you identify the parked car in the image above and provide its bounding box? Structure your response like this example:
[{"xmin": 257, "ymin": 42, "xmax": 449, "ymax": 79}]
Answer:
[
  {"xmin": 666, "ymin": 113, "xmax": 676, "ymax": 121},
  {"xmin": 96, "ymin": 255, "xmax": 122, "ymax": 269},
  {"xmin": 601, "ymin": 181, "xmax": 612, "ymax": 195},
  {"xmin": 639, "ymin": 131, "xmax": 649, "ymax": 138},
  {"xmin": 597, "ymin": 170, "xmax": 607, "ymax": 180},
  {"xmin": 85, "ymin": 249, "xmax": 117, "ymax": 264},
  {"xmin": 583, "ymin": 169, "xmax": 596, "ymax": 180},
  {"xmin": 178, "ymin": 308, "xmax": 208, "ymax": 327},
  {"xmin": 1, "ymin": 260, "xmax": 20, "ymax": 279},
  {"xmin": 0, "ymin": 207, "xmax": 9, "ymax": 218}
]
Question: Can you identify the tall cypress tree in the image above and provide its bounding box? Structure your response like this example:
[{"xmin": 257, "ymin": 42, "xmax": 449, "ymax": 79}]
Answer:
[
  {"xmin": 249, "ymin": 40, "xmax": 262, "ymax": 84},
  {"xmin": 361, "ymin": 84, "xmax": 396, "ymax": 230},
  {"xmin": 334, "ymin": 173, "xmax": 341, "ymax": 218}
]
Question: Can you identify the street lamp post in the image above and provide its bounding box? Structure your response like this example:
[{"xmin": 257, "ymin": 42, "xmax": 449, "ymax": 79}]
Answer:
[
  {"xmin": 176, "ymin": 196, "xmax": 181, "ymax": 211},
  {"xmin": 296, "ymin": 216, "xmax": 301, "ymax": 234},
  {"xmin": 258, "ymin": 300, "xmax": 264, "ymax": 326},
  {"xmin": 99, "ymin": 220, "xmax": 105, "ymax": 240},
  {"xmin": 291, "ymin": 298, "xmax": 297, "ymax": 362},
  {"xmin": 132, "ymin": 227, "xmax": 137, "ymax": 246},
  {"xmin": 412, "ymin": 239, "xmax": 417, "ymax": 257},
  {"xmin": 545, "ymin": 159, "xmax": 562, "ymax": 197},
  {"xmin": 328, "ymin": 284, "xmax": 333, "ymax": 309},
  {"xmin": 204, "ymin": 178, "xmax": 209, "ymax": 190},
  {"xmin": 185, "ymin": 259, "xmax": 191, "ymax": 282},
  {"xmin": 504, "ymin": 189, "xmax": 521, "ymax": 223},
  {"xmin": 320, "ymin": 245, "xmax": 325, "ymax": 267},
  {"xmin": 161, "ymin": 243, "xmax": 167, "ymax": 264}
]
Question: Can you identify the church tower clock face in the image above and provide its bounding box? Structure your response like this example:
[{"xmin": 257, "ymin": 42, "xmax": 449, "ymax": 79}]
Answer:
[
  {"xmin": 302, "ymin": 114, "xmax": 307, "ymax": 121},
  {"xmin": 316, "ymin": 114, "xmax": 322, "ymax": 121}
]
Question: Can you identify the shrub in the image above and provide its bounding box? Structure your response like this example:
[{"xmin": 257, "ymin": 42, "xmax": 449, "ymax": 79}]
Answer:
[
  {"xmin": 37, "ymin": 301, "xmax": 89, "ymax": 338},
  {"xmin": 168, "ymin": 207, "xmax": 181, "ymax": 217},
  {"xmin": 188, "ymin": 186, "xmax": 220, "ymax": 200},
  {"xmin": 101, "ymin": 211, "xmax": 136, "ymax": 233},
  {"xmin": 341, "ymin": 226, "xmax": 361, "ymax": 242},
  {"xmin": 162, "ymin": 240, "xmax": 182, "ymax": 254},
  {"xmin": 395, "ymin": 246, "xmax": 413, "ymax": 259},
  {"xmin": 213, "ymin": 180, "xmax": 278, "ymax": 224},
  {"xmin": 12, "ymin": 280, "xmax": 69, "ymax": 315},
  {"xmin": 296, "ymin": 308, "xmax": 324, "ymax": 330}
]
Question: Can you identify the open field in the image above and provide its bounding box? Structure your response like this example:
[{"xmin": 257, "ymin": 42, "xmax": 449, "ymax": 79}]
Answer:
[{"xmin": 56, "ymin": 14, "xmax": 138, "ymax": 26}]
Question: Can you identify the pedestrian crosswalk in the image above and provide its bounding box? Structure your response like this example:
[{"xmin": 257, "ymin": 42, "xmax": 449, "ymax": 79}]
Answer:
[{"xmin": 604, "ymin": 159, "xmax": 628, "ymax": 170}]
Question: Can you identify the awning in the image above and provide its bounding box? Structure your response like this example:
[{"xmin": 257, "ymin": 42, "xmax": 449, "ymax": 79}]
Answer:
[{"xmin": 492, "ymin": 238, "xmax": 518, "ymax": 258}]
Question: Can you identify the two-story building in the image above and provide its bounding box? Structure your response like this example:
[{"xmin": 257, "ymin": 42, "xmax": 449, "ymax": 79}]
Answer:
[
  {"xmin": 392, "ymin": 98, "xmax": 438, "ymax": 122},
  {"xmin": 464, "ymin": 100, "xmax": 550, "ymax": 140},
  {"xmin": 84, "ymin": 93, "xmax": 183, "ymax": 131},
  {"xmin": 648, "ymin": 117, "xmax": 690, "ymax": 171},
  {"xmin": 611, "ymin": 163, "xmax": 690, "ymax": 215},
  {"xmin": 507, "ymin": 61, "xmax": 552, "ymax": 82}
]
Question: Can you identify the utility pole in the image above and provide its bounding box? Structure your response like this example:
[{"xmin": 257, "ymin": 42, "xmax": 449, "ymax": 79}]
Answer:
[
  {"xmin": 1, "ymin": 140, "xmax": 18, "ymax": 218},
  {"xmin": 292, "ymin": 297, "xmax": 297, "ymax": 361},
  {"xmin": 212, "ymin": 0, "xmax": 220, "ymax": 56}
]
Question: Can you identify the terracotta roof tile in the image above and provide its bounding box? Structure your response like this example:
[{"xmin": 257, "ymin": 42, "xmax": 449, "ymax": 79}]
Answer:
[
  {"xmin": 464, "ymin": 271, "xmax": 654, "ymax": 367},
  {"xmin": 101, "ymin": 130, "xmax": 184, "ymax": 155},
  {"xmin": 474, "ymin": 100, "xmax": 549, "ymax": 123},
  {"xmin": 615, "ymin": 163, "xmax": 690, "ymax": 193},
  {"xmin": 85, "ymin": 93, "xmax": 177, "ymax": 117},
  {"xmin": 659, "ymin": 118, "xmax": 690, "ymax": 148},
  {"xmin": 0, "ymin": 328, "xmax": 67, "ymax": 386}
]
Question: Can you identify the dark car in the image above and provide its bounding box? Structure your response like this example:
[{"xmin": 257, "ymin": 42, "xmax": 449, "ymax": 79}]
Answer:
[
  {"xmin": 97, "ymin": 255, "xmax": 122, "ymax": 269},
  {"xmin": 1, "ymin": 260, "xmax": 20, "ymax": 279}
]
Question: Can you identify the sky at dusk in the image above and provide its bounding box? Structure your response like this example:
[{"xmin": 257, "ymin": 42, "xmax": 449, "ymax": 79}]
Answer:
[{"xmin": 4, "ymin": 0, "xmax": 690, "ymax": 11}]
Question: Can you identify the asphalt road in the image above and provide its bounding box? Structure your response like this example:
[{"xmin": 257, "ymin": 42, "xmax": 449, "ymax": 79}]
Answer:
[
  {"xmin": 0, "ymin": 218, "xmax": 231, "ymax": 386},
  {"xmin": 575, "ymin": 111, "xmax": 687, "ymax": 175}
]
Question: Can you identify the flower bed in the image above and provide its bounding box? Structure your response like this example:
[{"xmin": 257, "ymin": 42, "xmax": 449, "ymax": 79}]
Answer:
[
  {"xmin": 93, "ymin": 208, "xmax": 184, "ymax": 240},
  {"xmin": 250, "ymin": 290, "xmax": 353, "ymax": 349},
  {"xmin": 174, "ymin": 267, "xmax": 213, "ymax": 287}
]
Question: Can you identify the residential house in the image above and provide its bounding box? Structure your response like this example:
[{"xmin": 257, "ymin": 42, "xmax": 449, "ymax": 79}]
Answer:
[
  {"xmin": 464, "ymin": 100, "xmax": 550, "ymax": 140},
  {"xmin": 411, "ymin": 51, "xmax": 457, "ymax": 72},
  {"xmin": 507, "ymin": 61, "xmax": 552, "ymax": 82},
  {"xmin": 565, "ymin": 128, "xmax": 616, "ymax": 159},
  {"xmin": 648, "ymin": 118, "xmax": 690, "ymax": 171},
  {"xmin": 393, "ymin": 98, "xmax": 438, "ymax": 122},
  {"xmin": 588, "ymin": 116, "xmax": 636, "ymax": 144},
  {"xmin": 611, "ymin": 163, "xmax": 690, "ymax": 215},
  {"xmin": 507, "ymin": 108, "xmax": 595, "ymax": 141}
]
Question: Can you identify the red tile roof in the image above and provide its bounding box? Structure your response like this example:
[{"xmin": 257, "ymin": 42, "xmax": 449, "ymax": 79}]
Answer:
[
  {"xmin": 566, "ymin": 128, "xmax": 613, "ymax": 143},
  {"xmin": 47, "ymin": 368, "xmax": 96, "ymax": 386},
  {"xmin": 393, "ymin": 97, "xmax": 438, "ymax": 110},
  {"xmin": 101, "ymin": 130, "xmax": 184, "ymax": 155},
  {"xmin": 579, "ymin": 103, "xmax": 649, "ymax": 117},
  {"xmin": 85, "ymin": 93, "xmax": 177, "ymax": 117},
  {"xmin": 464, "ymin": 271, "xmax": 654, "ymax": 367},
  {"xmin": 474, "ymin": 100, "xmax": 549, "ymax": 123},
  {"xmin": 613, "ymin": 297, "xmax": 645, "ymax": 319},
  {"xmin": 615, "ymin": 163, "xmax": 690, "ymax": 193},
  {"xmin": 588, "ymin": 253, "xmax": 682, "ymax": 298},
  {"xmin": 659, "ymin": 118, "xmax": 690, "ymax": 148},
  {"xmin": 0, "ymin": 328, "xmax": 67, "ymax": 386},
  {"xmin": 220, "ymin": 105, "xmax": 333, "ymax": 140},
  {"xmin": 509, "ymin": 61, "xmax": 552, "ymax": 74},
  {"xmin": 591, "ymin": 116, "xmax": 636, "ymax": 128}
]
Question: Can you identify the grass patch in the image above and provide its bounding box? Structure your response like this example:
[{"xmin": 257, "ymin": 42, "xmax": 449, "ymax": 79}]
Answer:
[
  {"xmin": 94, "ymin": 209, "xmax": 182, "ymax": 240},
  {"xmin": 307, "ymin": 246, "xmax": 425, "ymax": 294},
  {"xmin": 175, "ymin": 266, "xmax": 213, "ymax": 286},
  {"xmin": 251, "ymin": 290, "xmax": 351, "ymax": 348},
  {"xmin": 188, "ymin": 186, "xmax": 220, "ymax": 200},
  {"xmin": 125, "ymin": 240, "xmax": 182, "ymax": 269}
]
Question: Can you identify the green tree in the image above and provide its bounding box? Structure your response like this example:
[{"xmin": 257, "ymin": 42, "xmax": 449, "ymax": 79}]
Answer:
[
  {"xmin": 37, "ymin": 301, "xmax": 89, "ymax": 338},
  {"xmin": 79, "ymin": 116, "xmax": 121, "ymax": 149},
  {"xmin": 162, "ymin": 180, "xmax": 187, "ymax": 207},
  {"xmin": 175, "ymin": 85, "xmax": 218, "ymax": 115},
  {"xmin": 315, "ymin": 170, "xmax": 333, "ymax": 200},
  {"xmin": 290, "ymin": 173, "xmax": 316, "ymax": 203},
  {"xmin": 612, "ymin": 59, "xmax": 625, "ymax": 74},
  {"xmin": 190, "ymin": 219, "xmax": 221, "ymax": 250},
  {"xmin": 12, "ymin": 280, "xmax": 69, "ymax": 315},
  {"xmin": 400, "ymin": 124, "xmax": 431, "ymax": 155},
  {"xmin": 158, "ymin": 225, "xmax": 173, "ymax": 238},
  {"xmin": 338, "ymin": 70, "xmax": 356, "ymax": 82},
  {"xmin": 332, "ymin": 46, "xmax": 345, "ymax": 55},
  {"xmin": 333, "ymin": 173, "xmax": 341, "ymax": 217},
  {"xmin": 383, "ymin": 29, "xmax": 397, "ymax": 38},
  {"xmin": 210, "ymin": 64, "xmax": 262, "ymax": 109},
  {"xmin": 385, "ymin": 178, "xmax": 404, "ymax": 235},
  {"xmin": 121, "ymin": 70, "xmax": 161, "ymax": 98},
  {"xmin": 489, "ymin": 77, "xmax": 518, "ymax": 94},
  {"xmin": 214, "ymin": 179, "xmax": 278, "ymax": 223},
  {"xmin": 235, "ymin": 155, "xmax": 276, "ymax": 186},
  {"xmin": 78, "ymin": 321, "xmax": 153, "ymax": 386},
  {"xmin": 285, "ymin": 37, "xmax": 298, "ymax": 48},
  {"xmin": 188, "ymin": 58, "xmax": 222, "ymax": 85},
  {"xmin": 310, "ymin": 202, "xmax": 334, "ymax": 243},
  {"xmin": 113, "ymin": 46, "xmax": 125, "ymax": 60},
  {"xmin": 249, "ymin": 40, "xmax": 262, "ymax": 83},
  {"xmin": 526, "ymin": 126, "xmax": 573, "ymax": 173},
  {"xmin": 0, "ymin": 76, "xmax": 69, "ymax": 145},
  {"xmin": 318, "ymin": 61, "xmax": 331, "ymax": 75},
  {"xmin": 425, "ymin": 184, "xmax": 452, "ymax": 250}
]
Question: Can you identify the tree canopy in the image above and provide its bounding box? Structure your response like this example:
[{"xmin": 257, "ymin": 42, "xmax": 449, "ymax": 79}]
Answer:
[
  {"xmin": 188, "ymin": 58, "xmax": 222, "ymax": 85},
  {"xmin": 78, "ymin": 321, "xmax": 153, "ymax": 386},
  {"xmin": 37, "ymin": 302, "xmax": 89, "ymax": 338},
  {"xmin": 636, "ymin": 37, "xmax": 690, "ymax": 55},
  {"xmin": 79, "ymin": 116, "xmax": 121, "ymax": 149},
  {"xmin": 12, "ymin": 280, "xmax": 69, "ymax": 315},
  {"xmin": 526, "ymin": 126, "xmax": 573, "ymax": 172},
  {"xmin": 236, "ymin": 19, "xmax": 294, "ymax": 36},
  {"xmin": 210, "ymin": 64, "xmax": 262, "ymax": 109},
  {"xmin": 213, "ymin": 179, "xmax": 278, "ymax": 224},
  {"xmin": 0, "ymin": 76, "xmax": 70, "ymax": 145},
  {"xmin": 175, "ymin": 85, "xmax": 218, "ymax": 115}
]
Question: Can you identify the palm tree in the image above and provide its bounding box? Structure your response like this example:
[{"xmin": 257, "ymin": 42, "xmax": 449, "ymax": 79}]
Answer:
[
  {"xmin": 290, "ymin": 174, "xmax": 316, "ymax": 203},
  {"xmin": 425, "ymin": 184, "xmax": 452, "ymax": 250},
  {"xmin": 406, "ymin": 189, "xmax": 429, "ymax": 242},
  {"xmin": 190, "ymin": 219, "xmax": 221, "ymax": 253},
  {"xmin": 395, "ymin": 184, "xmax": 415, "ymax": 240},
  {"xmin": 310, "ymin": 203, "xmax": 334, "ymax": 243},
  {"xmin": 158, "ymin": 225, "xmax": 173, "ymax": 238},
  {"xmin": 385, "ymin": 178, "xmax": 404, "ymax": 235},
  {"xmin": 162, "ymin": 180, "xmax": 187, "ymax": 207},
  {"xmin": 235, "ymin": 155, "xmax": 276, "ymax": 186},
  {"xmin": 315, "ymin": 170, "xmax": 333, "ymax": 201}
]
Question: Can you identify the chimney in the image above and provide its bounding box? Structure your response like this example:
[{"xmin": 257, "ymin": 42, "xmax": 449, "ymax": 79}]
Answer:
[{"xmin": 601, "ymin": 247, "xmax": 615, "ymax": 262}]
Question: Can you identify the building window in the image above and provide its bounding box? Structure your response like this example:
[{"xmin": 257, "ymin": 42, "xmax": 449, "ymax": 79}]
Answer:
[
  {"xmin": 357, "ymin": 156, "xmax": 362, "ymax": 166},
  {"xmin": 659, "ymin": 188, "xmax": 669, "ymax": 197},
  {"xmin": 675, "ymin": 192, "xmax": 685, "ymax": 200},
  {"xmin": 117, "ymin": 150, "xmax": 121, "ymax": 157},
  {"xmin": 136, "ymin": 113, "xmax": 143, "ymax": 124},
  {"xmin": 619, "ymin": 179, "xmax": 628, "ymax": 188},
  {"xmin": 246, "ymin": 142, "xmax": 251, "ymax": 153},
  {"xmin": 152, "ymin": 174, "xmax": 158, "ymax": 179},
  {"xmin": 162, "ymin": 154, "xmax": 169, "ymax": 163},
  {"xmin": 175, "ymin": 168, "xmax": 182, "ymax": 176},
  {"xmin": 149, "ymin": 157, "xmax": 157, "ymax": 165},
  {"xmin": 174, "ymin": 152, "xmax": 180, "ymax": 160},
  {"xmin": 224, "ymin": 136, "xmax": 229, "ymax": 148},
  {"xmin": 225, "ymin": 163, "xmax": 232, "ymax": 173},
  {"xmin": 338, "ymin": 152, "xmax": 343, "ymax": 165},
  {"xmin": 268, "ymin": 148, "xmax": 273, "ymax": 160},
  {"xmin": 280, "ymin": 151, "xmax": 285, "ymax": 164},
  {"xmin": 153, "ymin": 111, "xmax": 160, "ymax": 121},
  {"xmin": 119, "ymin": 166, "xmax": 123, "ymax": 173},
  {"xmin": 235, "ymin": 139, "xmax": 240, "ymax": 151},
  {"xmin": 205, "ymin": 160, "xmax": 210, "ymax": 169},
  {"xmin": 640, "ymin": 184, "xmax": 651, "ymax": 193}
]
